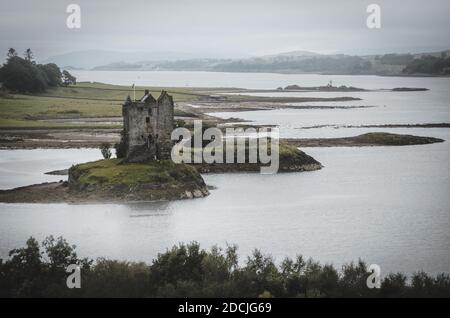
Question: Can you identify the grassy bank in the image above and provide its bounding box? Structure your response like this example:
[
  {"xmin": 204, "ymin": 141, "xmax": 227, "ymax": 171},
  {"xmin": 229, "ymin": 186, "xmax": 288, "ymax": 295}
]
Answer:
[
  {"xmin": 0, "ymin": 82, "xmax": 363, "ymax": 130},
  {"xmin": 0, "ymin": 82, "xmax": 207, "ymax": 129}
]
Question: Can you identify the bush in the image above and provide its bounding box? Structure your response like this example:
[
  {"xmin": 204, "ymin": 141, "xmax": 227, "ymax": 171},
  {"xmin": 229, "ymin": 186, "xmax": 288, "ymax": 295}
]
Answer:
[
  {"xmin": 100, "ymin": 143, "xmax": 112, "ymax": 159},
  {"xmin": 1, "ymin": 237, "xmax": 450, "ymax": 298},
  {"xmin": 62, "ymin": 70, "xmax": 76, "ymax": 86},
  {"xmin": 175, "ymin": 119, "xmax": 186, "ymax": 128}
]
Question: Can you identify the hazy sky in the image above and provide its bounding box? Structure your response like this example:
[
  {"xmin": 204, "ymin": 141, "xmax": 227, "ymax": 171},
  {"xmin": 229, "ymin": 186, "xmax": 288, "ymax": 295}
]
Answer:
[{"xmin": 1, "ymin": 0, "xmax": 450, "ymax": 61}]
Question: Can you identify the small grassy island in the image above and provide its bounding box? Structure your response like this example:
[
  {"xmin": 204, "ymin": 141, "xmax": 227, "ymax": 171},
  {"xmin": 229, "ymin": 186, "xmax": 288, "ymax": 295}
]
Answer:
[
  {"xmin": 68, "ymin": 159, "xmax": 209, "ymax": 201},
  {"xmin": 0, "ymin": 160, "xmax": 208, "ymax": 203},
  {"xmin": 191, "ymin": 142, "xmax": 322, "ymax": 173},
  {"xmin": 0, "ymin": 143, "xmax": 322, "ymax": 203},
  {"xmin": 285, "ymin": 132, "xmax": 445, "ymax": 147}
]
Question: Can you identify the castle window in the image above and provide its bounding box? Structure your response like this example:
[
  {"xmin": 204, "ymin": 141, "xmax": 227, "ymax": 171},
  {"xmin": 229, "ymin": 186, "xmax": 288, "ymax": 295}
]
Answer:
[{"xmin": 146, "ymin": 117, "xmax": 150, "ymax": 123}]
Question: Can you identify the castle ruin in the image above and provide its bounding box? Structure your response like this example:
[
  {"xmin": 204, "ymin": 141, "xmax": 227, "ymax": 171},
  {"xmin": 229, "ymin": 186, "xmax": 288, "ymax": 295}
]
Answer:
[{"xmin": 122, "ymin": 90, "xmax": 174, "ymax": 162}]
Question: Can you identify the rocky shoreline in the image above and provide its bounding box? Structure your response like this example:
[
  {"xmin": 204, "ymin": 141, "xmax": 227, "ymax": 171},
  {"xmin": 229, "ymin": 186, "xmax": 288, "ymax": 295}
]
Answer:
[{"xmin": 0, "ymin": 180, "xmax": 210, "ymax": 204}]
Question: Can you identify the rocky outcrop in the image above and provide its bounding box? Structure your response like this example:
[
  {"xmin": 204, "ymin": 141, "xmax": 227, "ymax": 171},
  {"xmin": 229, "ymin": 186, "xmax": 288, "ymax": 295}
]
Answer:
[
  {"xmin": 190, "ymin": 143, "xmax": 322, "ymax": 173},
  {"xmin": 285, "ymin": 132, "xmax": 445, "ymax": 147}
]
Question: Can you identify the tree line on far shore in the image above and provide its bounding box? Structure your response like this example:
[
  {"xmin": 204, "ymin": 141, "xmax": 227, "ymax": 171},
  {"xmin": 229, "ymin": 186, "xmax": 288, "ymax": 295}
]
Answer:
[
  {"xmin": 0, "ymin": 236, "xmax": 449, "ymax": 298},
  {"xmin": 402, "ymin": 53, "xmax": 450, "ymax": 75},
  {"xmin": 0, "ymin": 48, "xmax": 76, "ymax": 93}
]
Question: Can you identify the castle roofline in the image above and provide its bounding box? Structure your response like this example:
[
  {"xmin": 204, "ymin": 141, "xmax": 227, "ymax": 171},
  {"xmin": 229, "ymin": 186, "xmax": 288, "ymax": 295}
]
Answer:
[
  {"xmin": 141, "ymin": 89, "xmax": 156, "ymax": 103},
  {"xmin": 157, "ymin": 90, "xmax": 173, "ymax": 102},
  {"xmin": 123, "ymin": 89, "xmax": 172, "ymax": 107}
]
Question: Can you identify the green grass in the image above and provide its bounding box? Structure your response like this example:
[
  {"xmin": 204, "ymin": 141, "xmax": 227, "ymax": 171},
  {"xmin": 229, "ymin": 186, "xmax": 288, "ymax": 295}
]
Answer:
[
  {"xmin": 70, "ymin": 159, "xmax": 204, "ymax": 187},
  {"xmin": 40, "ymin": 82, "xmax": 206, "ymax": 101},
  {"xmin": 279, "ymin": 142, "xmax": 300, "ymax": 158},
  {"xmin": 0, "ymin": 118, "xmax": 121, "ymax": 129},
  {"xmin": 352, "ymin": 132, "xmax": 444, "ymax": 145},
  {"xmin": 0, "ymin": 82, "xmax": 207, "ymax": 129}
]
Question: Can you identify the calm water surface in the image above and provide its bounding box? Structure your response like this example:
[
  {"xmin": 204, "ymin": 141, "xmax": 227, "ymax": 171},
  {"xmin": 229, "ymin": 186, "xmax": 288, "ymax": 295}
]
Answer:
[
  {"xmin": 1, "ymin": 71, "xmax": 449, "ymax": 276},
  {"xmin": 0, "ymin": 144, "xmax": 449, "ymax": 276},
  {"xmin": 71, "ymin": 70, "xmax": 450, "ymax": 90}
]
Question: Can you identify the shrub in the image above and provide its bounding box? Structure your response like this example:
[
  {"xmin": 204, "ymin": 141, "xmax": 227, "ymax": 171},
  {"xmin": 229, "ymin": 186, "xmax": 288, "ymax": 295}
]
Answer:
[
  {"xmin": 1, "ymin": 237, "xmax": 450, "ymax": 298},
  {"xmin": 62, "ymin": 70, "xmax": 76, "ymax": 86},
  {"xmin": 100, "ymin": 142, "xmax": 112, "ymax": 159},
  {"xmin": 175, "ymin": 119, "xmax": 186, "ymax": 128}
]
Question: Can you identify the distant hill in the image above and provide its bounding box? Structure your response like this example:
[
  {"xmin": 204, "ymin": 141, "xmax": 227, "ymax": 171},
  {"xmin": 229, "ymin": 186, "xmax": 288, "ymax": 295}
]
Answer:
[
  {"xmin": 270, "ymin": 50, "xmax": 320, "ymax": 57},
  {"xmin": 48, "ymin": 49, "xmax": 450, "ymax": 76},
  {"xmin": 259, "ymin": 50, "xmax": 321, "ymax": 59},
  {"xmin": 43, "ymin": 50, "xmax": 204, "ymax": 69}
]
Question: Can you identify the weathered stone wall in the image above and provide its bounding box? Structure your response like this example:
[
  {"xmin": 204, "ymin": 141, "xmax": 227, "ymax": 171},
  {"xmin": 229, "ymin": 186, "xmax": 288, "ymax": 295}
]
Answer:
[
  {"xmin": 122, "ymin": 90, "xmax": 174, "ymax": 162},
  {"xmin": 156, "ymin": 91, "xmax": 174, "ymax": 159}
]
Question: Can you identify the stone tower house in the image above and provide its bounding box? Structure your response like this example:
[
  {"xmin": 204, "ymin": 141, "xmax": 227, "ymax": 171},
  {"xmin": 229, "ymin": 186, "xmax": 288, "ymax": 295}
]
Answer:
[{"xmin": 122, "ymin": 90, "xmax": 174, "ymax": 162}]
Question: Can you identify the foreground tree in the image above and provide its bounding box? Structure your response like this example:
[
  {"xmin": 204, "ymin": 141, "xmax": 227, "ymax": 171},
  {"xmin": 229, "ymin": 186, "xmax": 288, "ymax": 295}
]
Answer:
[{"xmin": 1, "ymin": 237, "xmax": 450, "ymax": 297}]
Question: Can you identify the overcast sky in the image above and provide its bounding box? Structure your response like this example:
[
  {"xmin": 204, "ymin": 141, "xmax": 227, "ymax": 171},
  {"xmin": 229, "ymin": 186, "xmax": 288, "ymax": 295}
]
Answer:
[{"xmin": 1, "ymin": 0, "xmax": 450, "ymax": 61}]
